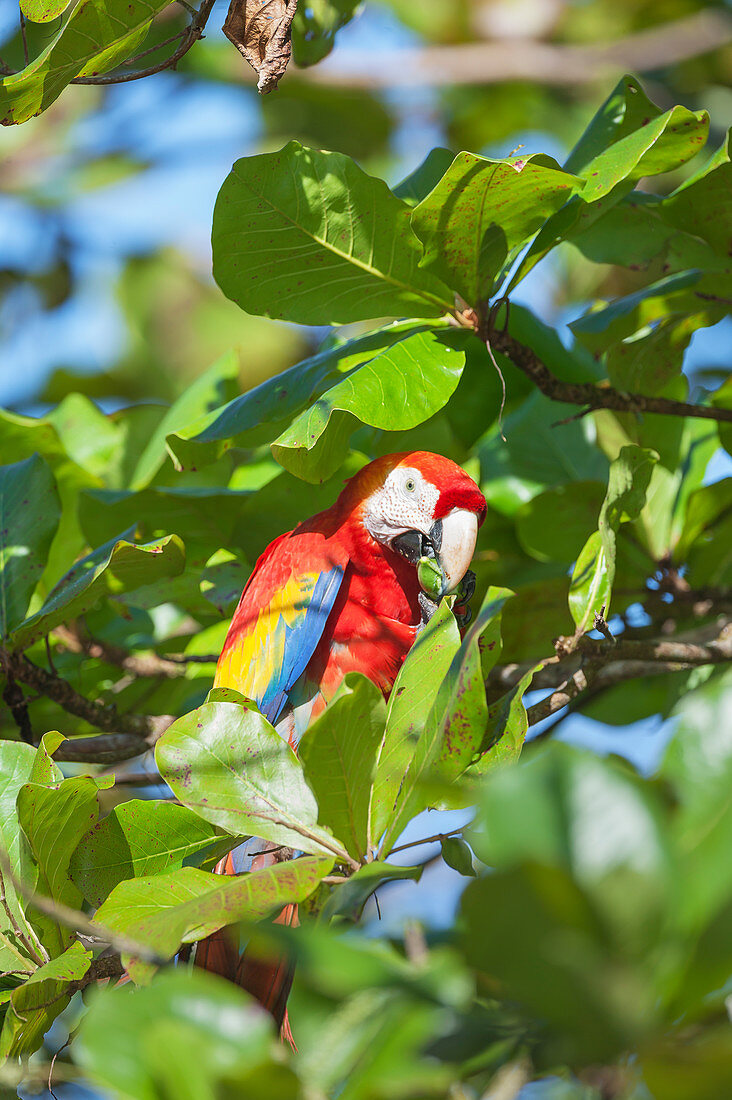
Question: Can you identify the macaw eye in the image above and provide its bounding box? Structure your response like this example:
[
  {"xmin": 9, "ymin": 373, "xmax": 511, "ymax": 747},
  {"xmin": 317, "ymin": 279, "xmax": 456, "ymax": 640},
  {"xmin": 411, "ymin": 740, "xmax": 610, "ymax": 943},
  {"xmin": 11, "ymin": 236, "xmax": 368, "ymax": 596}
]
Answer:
[{"xmin": 405, "ymin": 478, "xmax": 416, "ymax": 492}]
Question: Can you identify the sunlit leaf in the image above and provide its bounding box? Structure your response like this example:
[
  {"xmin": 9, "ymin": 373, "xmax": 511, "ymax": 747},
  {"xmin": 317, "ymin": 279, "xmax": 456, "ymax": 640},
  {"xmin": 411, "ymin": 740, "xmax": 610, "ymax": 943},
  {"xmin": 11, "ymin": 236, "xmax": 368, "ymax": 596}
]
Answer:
[
  {"xmin": 95, "ymin": 856, "xmax": 333, "ymax": 982},
  {"xmin": 70, "ymin": 800, "xmax": 227, "ymax": 909},
  {"xmin": 0, "ymin": 0, "xmax": 169, "ymax": 125},
  {"xmin": 299, "ymin": 673, "xmax": 386, "ymax": 861},
  {"xmin": 156, "ymin": 700, "xmax": 350, "ymax": 862},
  {"xmin": 212, "ymin": 142, "xmax": 453, "ymax": 325},
  {"xmin": 0, "ymin": 455, "xmax": 60, "ymax": 639}
]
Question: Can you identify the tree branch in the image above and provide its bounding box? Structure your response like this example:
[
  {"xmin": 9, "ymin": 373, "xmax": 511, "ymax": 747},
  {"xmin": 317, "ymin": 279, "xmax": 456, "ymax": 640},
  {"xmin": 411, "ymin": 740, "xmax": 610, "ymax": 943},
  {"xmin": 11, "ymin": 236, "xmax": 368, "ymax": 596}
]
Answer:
[
  {"xmin": 54, "ymin": 624, "xmax": 190, "ymax": 679},
  {"xmin": 490, "ymin": 619, "xmax": 732, "ymax": 728},
  {"xmin": 0, "ymin": 648, "xmax": 174, "ymax": 762},
  {"xmin": 297, "ymin": 10, "xmax": 732, "ymax": 88},
  {"xmin": 0, "ymin": 1, "xmax": 216, "ymax": 86},
  {"xmin": 487, "ymin": 329, "xmax": 732, "ymax": 425}
]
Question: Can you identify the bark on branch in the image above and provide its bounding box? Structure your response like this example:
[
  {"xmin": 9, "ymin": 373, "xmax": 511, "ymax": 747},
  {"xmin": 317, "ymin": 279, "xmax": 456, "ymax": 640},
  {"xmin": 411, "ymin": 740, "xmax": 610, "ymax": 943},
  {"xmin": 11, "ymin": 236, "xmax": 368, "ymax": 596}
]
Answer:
[{"xmin": 487, "ymin": 329, "xmax": 732, "ymax": 426}]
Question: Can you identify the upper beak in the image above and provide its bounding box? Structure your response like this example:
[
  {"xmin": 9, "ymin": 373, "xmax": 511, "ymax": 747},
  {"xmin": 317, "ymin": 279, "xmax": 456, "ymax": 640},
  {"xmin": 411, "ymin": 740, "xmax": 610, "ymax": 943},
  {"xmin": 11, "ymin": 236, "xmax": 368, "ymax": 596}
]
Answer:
[{"xmin": 431, "ymin": 509, "xmax": 479, "ymax": 596}]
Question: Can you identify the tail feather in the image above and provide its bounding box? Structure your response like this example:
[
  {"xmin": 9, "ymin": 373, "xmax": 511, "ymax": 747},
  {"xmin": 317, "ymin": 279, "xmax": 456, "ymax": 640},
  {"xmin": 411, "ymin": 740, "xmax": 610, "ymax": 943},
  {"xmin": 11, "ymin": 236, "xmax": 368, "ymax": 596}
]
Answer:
[{"xmin": 194, "ymin": 843, "xmax": 298, "ymax": 1049}]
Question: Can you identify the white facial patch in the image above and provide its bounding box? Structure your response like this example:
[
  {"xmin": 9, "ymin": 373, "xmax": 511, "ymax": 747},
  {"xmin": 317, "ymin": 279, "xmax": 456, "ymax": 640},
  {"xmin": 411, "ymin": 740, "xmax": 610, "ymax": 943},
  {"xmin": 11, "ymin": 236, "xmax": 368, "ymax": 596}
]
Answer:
[{"xmin": 363, "ymin": 466, "xmax": 440, "ymax": 543}]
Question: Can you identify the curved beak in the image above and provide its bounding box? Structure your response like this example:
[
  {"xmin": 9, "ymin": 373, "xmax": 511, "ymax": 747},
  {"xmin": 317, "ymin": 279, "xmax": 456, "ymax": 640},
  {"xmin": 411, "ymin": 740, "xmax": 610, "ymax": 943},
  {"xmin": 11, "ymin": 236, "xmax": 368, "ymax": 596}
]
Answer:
[{"xmin": 432, "ymin": 508, "xmax": 479, "ymax": 596}]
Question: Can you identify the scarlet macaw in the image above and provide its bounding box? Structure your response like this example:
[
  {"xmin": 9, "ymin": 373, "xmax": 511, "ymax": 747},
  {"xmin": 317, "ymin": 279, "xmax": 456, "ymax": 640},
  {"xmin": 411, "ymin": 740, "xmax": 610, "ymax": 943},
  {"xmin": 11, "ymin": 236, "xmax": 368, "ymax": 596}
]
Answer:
[{"xmin": 194, "ymin": 451, "xmax": 486, "ymax": 1040}]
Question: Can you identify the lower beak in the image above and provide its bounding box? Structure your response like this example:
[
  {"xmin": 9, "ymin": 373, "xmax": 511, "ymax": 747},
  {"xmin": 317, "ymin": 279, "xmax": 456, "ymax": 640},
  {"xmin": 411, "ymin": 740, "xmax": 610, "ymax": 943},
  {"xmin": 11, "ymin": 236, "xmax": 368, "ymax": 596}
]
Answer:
[{"xmin": 433, "ymin": 509, "xmax": 479, "ymax": 596}]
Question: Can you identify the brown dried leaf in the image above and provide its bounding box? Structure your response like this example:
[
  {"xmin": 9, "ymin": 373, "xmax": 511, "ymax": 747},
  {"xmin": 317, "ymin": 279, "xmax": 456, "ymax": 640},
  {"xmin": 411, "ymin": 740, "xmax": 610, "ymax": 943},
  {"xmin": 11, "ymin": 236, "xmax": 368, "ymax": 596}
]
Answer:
[{"xmin": 223, "ymin": 0, "xmax": 299, "ymax": 94}]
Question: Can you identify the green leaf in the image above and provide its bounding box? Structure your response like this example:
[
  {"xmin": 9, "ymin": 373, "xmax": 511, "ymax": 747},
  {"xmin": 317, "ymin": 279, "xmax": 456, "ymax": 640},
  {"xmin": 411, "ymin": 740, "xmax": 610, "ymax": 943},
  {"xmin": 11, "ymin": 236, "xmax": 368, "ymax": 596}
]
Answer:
[
  {"xmin": 570, "ymin": 269, "xmax": 728, "ymax": 355},
  {"xmin": 10, "ymin": 529, "xmax": 185, "ymax": 651},
  {"xmin": 200, "ymin": 548, "xmax": 250, "ymax": 617},
  {"xmin": 477, "ymin": 390, "xmax": 608, "ymax": 517},
  {"xmin": 412, "ymin": 152, "xmax": 583, "ymax": 303},
  {"xmin": 212, "ymin": 142, "xmax": 453, "ymax": 325},
  {"xmin": 0, "ymin": 455, "xmax": 61, "ymax": 639},
  {"xmin": 76, "ymin": 969, "xmax": 279, "ymax": 1100},
  {"xmin": 471, "ymin": 664, "xmax": 538, "ymax": 774},
  {"xmin": 299, "ymin": 673, "xmax": 386, "ymax": 862},
  {"xmin": 0, "ymin": 743, "xmax": 40, "ymax": 973},
  {"xmin": 291, "ymin": 0, "xmax": 361, "ymax": 67},
  {"xmin": 570, "ymin": 445, "xmax": 657, "ymax": 631},
  {"xmin": 509, "ymin": 78, "xmax": 709, "ymax": 290},
  {"xmin": 607, "ymin": 315, "xmax": 701, "ymax": 397},
  {"xmin": 271, "ymin": 328, "xmax": 466, "ymax": 482},
  {"xmin": 440, "ymin": 837, "xmax": 475, "ymax": 877},
  {"xmin": 661, "ymin": 130, "xmax": 732, "ymax": 260},
  {"xmin": 516, "ymin": 482, "xmax": 605, "ymax": 564},
  {"xmin": 463, "ymin": 744, "xmax": 673, "ymax": 1060},
  {"xmin": 379, "ymin": 589, "xmax": 512, "ymax": 856},
  {"xmin": 568, "ymin": 530, "xmax": 611, "ymax": 636},
  {"xmin": 69, "ymin": 800, "xmax": 226, "ymax": 909},
  {"xmin": 564, "ymin": 75, "xmax": 664, "ymax": 176},
  {"xmin": 370, "ymin": 602, "xmax": 461, "ymax": 846},
  {"xmin": 393, "ymin": 148, "xmax": 455, "ymax": 206},
  {"xmin": 662, "ymin": 678, "xmax": 732, "ymax": 931},
  {"xmin": 166, "ymin": 321, "xmax": 445, "ymax": 473},
  {"xmin": 0, "ymin": 941, "xmax": 91, "ymax": 1060},
  {"xmin": 20, "ymin": 0, "xmax": 73, "ymax": 22},
  {"xmin": 95, "ymin": 857, "xmax": 333, "ymax": 982},
  {"xmin": 130, "ymin": 351, "xmax": 241, "ymax": 490},
  {"xmin": 0, "ymin": 0, "xmax": 169, "ymax": 125},
  {"xmin": 17, "ymin": 776, "xmax": 102, "ymax": 956},
  {"xmin": 320, "ymin": 862, "xmax": 423, "ymax": 924},
  {"xmin": 156, "ymin": 701, "xmax": 351, "ymax": 863},
  {"xmin": 675, "ymin": 478, "xmax": 732, "ymax": 564},
  {"xmin": 433, "ymin": 587, "xmax": 513, "ymax": 779}
]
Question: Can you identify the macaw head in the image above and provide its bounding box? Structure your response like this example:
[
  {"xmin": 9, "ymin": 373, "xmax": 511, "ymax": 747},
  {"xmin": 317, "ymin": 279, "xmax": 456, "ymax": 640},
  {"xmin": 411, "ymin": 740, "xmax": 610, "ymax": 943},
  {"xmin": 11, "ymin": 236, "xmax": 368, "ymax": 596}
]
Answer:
[{"xmin": 344, "ymin": 451, "xmax": 486, "ymax": 599}]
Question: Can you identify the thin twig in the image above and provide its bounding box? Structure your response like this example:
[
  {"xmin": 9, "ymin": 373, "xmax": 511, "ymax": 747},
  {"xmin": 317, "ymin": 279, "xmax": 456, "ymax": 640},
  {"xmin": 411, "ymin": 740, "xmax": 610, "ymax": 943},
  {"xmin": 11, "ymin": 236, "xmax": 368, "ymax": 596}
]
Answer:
[
  {"xmin": 19, "ymin": 10, "xmax": 29, "ymax": 66},
  {"xmin": 387, "ymin": 828, "xmax": 464, "ymax": 857},
  {"xmin": 4, "ymin": 0, "xmax": 216, "ymax": 85}
]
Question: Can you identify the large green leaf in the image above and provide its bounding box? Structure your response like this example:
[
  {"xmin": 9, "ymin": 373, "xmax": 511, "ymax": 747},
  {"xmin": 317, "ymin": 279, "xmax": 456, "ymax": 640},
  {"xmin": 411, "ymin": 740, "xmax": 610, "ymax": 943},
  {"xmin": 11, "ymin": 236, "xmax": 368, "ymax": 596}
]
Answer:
[
  {"xmin": 0, "ymin": 743, "xmax": 44, "ymax": 974},
  {"xmin": 432, "ymin": 587, "xmax": 513, "ymax": 780},
  {"xmin": 69, "ymin": 800, "xmax": 227, "ymax": 909},
  {"xmin": 370, "ymin": 602, "xmax": 461, "ymax": 846},
  {"xmin": 570, "ymin": 269, "xmax": 728, "ymax": 355},
  {"xmin": 0, "ymin": 0, "xmax": 169, "ymax": 125},
  {"xmin": 412, "ymin": 152, "xmax": 583, "ymax": 304},
  {"xmin": 17, "ymin": 775, "xmax": 103, "ymax": 957},
  {"xmin": 379, "ymin": 590, "xmax": 511, "ymax": 857},
  {"xmin": 0, "ymin": 455, "xmax": 61, "ymax": 639},
  {"xmin": 271, "ymin": 328, "xmax": 467, "ymax": 481},
  {"xmin": 130, "ymin": 351, "xmax": 241, "ymax": 490},
  {"xmin": 156, "ymin": 701, "xmax": 351, "ymax": 863},
  {"xmin": 166, "ymin": 321, "xmax": 446, "ymax": 473},
  {"xmin": 299, "ymin": 673, "xmax": 386, "ymax": 862},
  {"xmin": 393, "ymin": 148, "xmax": 454, "ymax": 207},
  {"xmin": 20, "ymin": 0, "xmax": 74, "ymax": 21},
  {"xmin": 662, "ymin": 678, "xmax": 732, "ymax": 933},
  {"xmin": 516, "ymin": 482, "xmax": 605, "ymax": 564},
  {"xmin": 0, "ymin": 941, "xmax": 91, "ymax": 1060},
  {"xmin": 564, "ymin": 75, "xmax": 665, "ymax": 176},
  {"xmin": 606, "ymin": 315, "xmax": 700, "ymax": 397},
  {"xmin": 569, "ymin": 445, "xmax": 657, "ymax": 632},
  {"xmin": 661, "ymin": 130, "xmax": 732, "ymax": 260},
  {"xmin": 76, "ymin": 969, "xmax": 284, "ymax": 1100},
  {"xmin": 10, "ymin": 529, "xmax": 185, "ymax": 651},
  {"xmin": 469, "ymin": 665, "xmax": 537, "ymax": 775},
  {"xmin": 463, "ymin": 744, "xmax": 673, "ymax": 1061},
  {"xmin": 95, "ymin": 857, "xmax": 333, "ymax": 982},
  {"xmin": 509, "ymin": 78, "xmax": 709, "ymax": 290},
  {"xmin": 212, "ymin": 142, "xmax": 453, "ymax": 325},
  {"xmin": 476, "ymin": 390, "xmax": 608, "ymax": 517}
]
